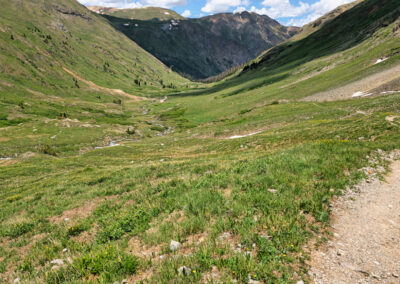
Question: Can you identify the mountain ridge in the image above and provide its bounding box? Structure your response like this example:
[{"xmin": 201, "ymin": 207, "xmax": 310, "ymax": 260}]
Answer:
[{"xmin": 96, "ymin": 7, "xmax": 299, "ymax": 79}]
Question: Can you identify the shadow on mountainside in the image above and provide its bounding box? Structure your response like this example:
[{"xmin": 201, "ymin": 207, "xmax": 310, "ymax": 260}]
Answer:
[{"xmin": 170, "ymin": 0, "xmax": 400, "ymax": 98}]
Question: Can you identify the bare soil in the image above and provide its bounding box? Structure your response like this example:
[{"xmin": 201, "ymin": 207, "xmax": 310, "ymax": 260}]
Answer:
[{"xmin": 309, "ymin": 153, "xmax": 400, "ymax": 283}]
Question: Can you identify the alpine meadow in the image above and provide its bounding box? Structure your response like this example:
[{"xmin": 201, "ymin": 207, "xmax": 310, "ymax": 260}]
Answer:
[{"xmin": 0, "ymin": 0, "xmax": 400, "ymax": 283}]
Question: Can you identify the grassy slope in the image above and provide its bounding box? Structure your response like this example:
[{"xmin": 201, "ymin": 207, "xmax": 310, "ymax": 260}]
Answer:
[
  {"xmin": 0, "ymin": 0, "xmax": 196, "ymax": 157},
  {"xmin": 290, "ymin": 0, "xmax": 364, "ymax": 41},
  {"xmin": 91, "ymin": 7, "xmax": 185, "ymax": 21},
  {"xmin": 1, "ymin": 0, "xmax": 400, "ymax": 283},
  {"xmin": 0, "ymin": 0, "xmax": 189, "ymax": 94}
]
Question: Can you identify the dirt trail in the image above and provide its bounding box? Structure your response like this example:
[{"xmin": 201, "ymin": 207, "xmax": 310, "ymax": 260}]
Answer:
[
  {"xmin": 309, "ymin": 154, "xmax": 400, "ymax": 283},
  {"xmin": 303, "ymin": 64, "xmax": 400, "ymax": 102},
  {"xmin": 62, "ymin": 67, "xmax": 147, "ymax": 101}
]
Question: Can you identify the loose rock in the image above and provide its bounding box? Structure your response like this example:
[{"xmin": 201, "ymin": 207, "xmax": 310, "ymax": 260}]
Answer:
[
  {"xmin": 170, "ymin": 240, "xmax": 181, "ymax": 251},
  {"xmin": 178, "ymin": 266, "xmax": 191, "ymax": 276}
]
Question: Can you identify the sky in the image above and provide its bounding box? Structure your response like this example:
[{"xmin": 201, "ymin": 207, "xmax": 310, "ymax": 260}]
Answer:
[{"xmin": 78, "ymin": 0, "xmax": 356, "ymax": 26}]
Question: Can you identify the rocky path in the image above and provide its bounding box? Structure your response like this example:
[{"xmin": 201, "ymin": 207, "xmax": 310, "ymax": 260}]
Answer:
[{"xmin": 309, "ymin": 153, "xmax": 400, "ymax": 283}]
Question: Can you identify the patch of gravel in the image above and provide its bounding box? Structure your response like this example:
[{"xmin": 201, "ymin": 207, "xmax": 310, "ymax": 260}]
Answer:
[
  {"xmin": 303, "ymin": 64, "xmax": 400, "ymax": 102},
  {"xmin": 309, "ymin": 150, "xmax": 400, "ymax": 283}
]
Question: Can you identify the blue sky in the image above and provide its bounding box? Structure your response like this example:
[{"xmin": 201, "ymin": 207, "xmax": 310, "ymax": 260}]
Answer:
[{"xmin": 78, "ymin": 0, "xmax": 356, "ymax": 26}]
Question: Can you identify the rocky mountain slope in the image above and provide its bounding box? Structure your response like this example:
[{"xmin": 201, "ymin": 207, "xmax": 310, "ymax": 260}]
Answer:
[{"xmin": 95, "ymin": 8, "xmax": 299, "ymax": 79}]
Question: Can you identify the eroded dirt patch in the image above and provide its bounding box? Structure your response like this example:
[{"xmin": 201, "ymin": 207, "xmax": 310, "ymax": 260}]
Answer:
[{"xmin": 303, "ymin": 64, "xmax": 400, "ymax": 102}]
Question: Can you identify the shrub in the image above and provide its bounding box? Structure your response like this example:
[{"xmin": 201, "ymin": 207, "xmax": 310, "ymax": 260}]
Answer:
[
  {"xmin": 113, "ymin": 99, "xmax": 122, "ymax": 105},
  {"xmin": 38, "ymin": 144, "xmax": 57, "ymax": 156},
  {"xmin": 7, "ymin": 194, "xmax": 22, "ymax": 203},
  {"xmin": 67, "ymin": 224, "xmax": 86, "ymax": 236},
  {"xmin": 126, "ymin": 127, "xmax": 135, "ymax": 135}
]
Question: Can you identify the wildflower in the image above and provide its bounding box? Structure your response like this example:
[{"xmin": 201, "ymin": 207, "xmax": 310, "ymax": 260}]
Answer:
[{"xmin": 193, "ymin": 270, "xmax": 197, "ymax": 274}]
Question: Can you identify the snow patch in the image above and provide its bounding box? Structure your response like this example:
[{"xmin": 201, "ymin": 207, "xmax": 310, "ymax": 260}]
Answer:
[
  {"xmin": 0, "ymin": 157, "xmax": 13, "ymax": 160},
  {"xmin": 352, "ymin": 91, "xmax": 372, "ymax": 98},
  {"xmin": 164, "ymin": 12, "xmax": 170, "ymax": 15},
  {"xmin": 374, "ymin": 58, "xmax": 388, "ymax": 65},
  {"xmin": 380, "ymin": 91, "xmax": 398, "ymax": 95},
  {"xmin": 95, "ymin": 141, "xmax": 120, "ymax": 150},
  {"xmin": 228, "ymin": 131, "xmax": 262, "ymax": 139}
]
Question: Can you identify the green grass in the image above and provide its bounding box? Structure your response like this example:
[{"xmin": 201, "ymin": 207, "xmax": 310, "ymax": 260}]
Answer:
[{"xmin": 1, "ymin": 0, "xmax": 400, "ymax": 283}]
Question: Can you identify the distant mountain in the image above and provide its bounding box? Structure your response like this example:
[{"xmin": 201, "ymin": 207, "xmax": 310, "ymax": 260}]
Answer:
[{"xmin": 94, "ymin": 8, "xmax": 299, "ymax": 79}]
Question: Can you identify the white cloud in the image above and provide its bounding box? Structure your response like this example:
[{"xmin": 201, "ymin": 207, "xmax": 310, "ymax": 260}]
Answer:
[
  {"xmin": 250, "ymin": 0, "xmax": 355, "ymax": 26},
  {"xmin": 78, "ymin": 0, "xmax": 143, "ymax": 8},
  {"xmin": 78, "ymin": 0, "xmax": 186, "ymax": 9},
  {"xmin": 201, "ymin": 0, "xmax": 250, "ymax": 14},
  {"xmin": 181, "ymin": 9, "xmax": 191, "ymax": 17},
  {"xmin": 141, "ymin": 0, "xmax": 187, "ymax": 8},
  {"xmin": 233, "ymin": 6, "xmax": 246, "ymax": 14}
]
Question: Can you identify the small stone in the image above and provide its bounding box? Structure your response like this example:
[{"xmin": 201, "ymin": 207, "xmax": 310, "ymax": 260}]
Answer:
[
  {"xmin": 296, "ymin": 281, "xmax": 305, "ymax": 284},
  {"xmin": 121, "ymin": 280, "xmax": 128, "ymax": 284},
  {"xmin": 159, "ymin": 255, "xmax": 165, "ymax": 259},
  {"xmin": 337, "ymin": 249, "xmax": 345, "ymax": 256},
  {"xmin": 14, "ymin": 278, "xmax": 20, "ymax": 283},
  {"xmin": 393, "ymin": 273, "xmax": 399, "ymax": 278},
  {"xmin": 268, "ymin": 188, "xmax": 278, "ymax": 194},
  {"xmin": 50, "ymin": 259, "xmax": 64, "ymax": 266},
  {"xmin": 260, "ymin": 234, "xmax": 271, "ymax": 240},
  {"xmin": 64, "ymin": 218, "xmax": 70, "ymax": 222},
  {"xmin": 388, "ymin": 205, "xmax": 393, "ymax": 209},
  {"xmin": 178, "ymin": 266, "xmax": 191, "ymax": 276},
  {"xmin": 170, "ymin": 240, "xmax": 181, "ymax": 251},
  {"xmin": 372, "ymin": 274, "xmax": 380, "ymax": 280},
  {"xmin": 62, "ymin": 248, "xmax": 68, "ymax": 253}
]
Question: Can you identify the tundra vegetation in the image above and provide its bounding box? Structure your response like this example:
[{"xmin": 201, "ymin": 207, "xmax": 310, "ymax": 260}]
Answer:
[{"xmin": 0, "ymin": 0, "xmax": 400, "ymax": 283}]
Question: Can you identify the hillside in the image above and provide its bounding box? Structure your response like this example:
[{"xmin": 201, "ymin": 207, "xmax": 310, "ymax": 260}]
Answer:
[
  {"xmin": 88, "ymin": 6, "xmax": 184, "ymax": 21},
  {"xmin": 1, "ymin": 0, "xmax": 400, "ymax": 283},
  {"xmin": 0, "ymin": 0, "xmax": 189, "ymax": 98},
  {"xmin": 100, "ymin": 9, "xmax": 298, "ymax": 79},
  {"xmin": 291, "ymin": 0, "xmax": 364, "ymax": 41}
]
